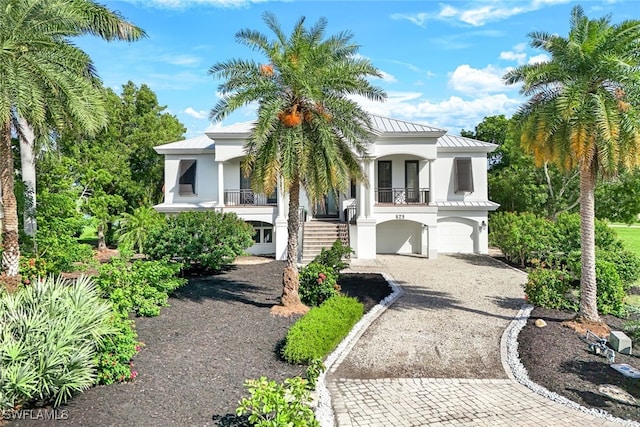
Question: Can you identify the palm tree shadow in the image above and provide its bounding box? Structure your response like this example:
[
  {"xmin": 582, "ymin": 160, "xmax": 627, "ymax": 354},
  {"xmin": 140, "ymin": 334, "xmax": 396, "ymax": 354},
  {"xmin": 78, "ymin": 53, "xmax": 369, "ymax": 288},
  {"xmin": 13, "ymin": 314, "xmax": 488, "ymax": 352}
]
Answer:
[{"xmin": 391, "ymin": 281, "xmax": 525, "ymax": 321}]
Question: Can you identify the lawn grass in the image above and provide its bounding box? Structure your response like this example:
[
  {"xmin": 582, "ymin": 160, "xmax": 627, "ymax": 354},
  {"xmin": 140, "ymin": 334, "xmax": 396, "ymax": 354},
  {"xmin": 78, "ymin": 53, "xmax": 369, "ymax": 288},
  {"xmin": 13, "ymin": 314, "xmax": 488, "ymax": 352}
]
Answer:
[
  {"xmin": 609, "ymin": 223, "xmax": 640, "ymax": 257},
  {"xmin": 78, "ymin": 224, "xmax": 98, "ymax": 246}
]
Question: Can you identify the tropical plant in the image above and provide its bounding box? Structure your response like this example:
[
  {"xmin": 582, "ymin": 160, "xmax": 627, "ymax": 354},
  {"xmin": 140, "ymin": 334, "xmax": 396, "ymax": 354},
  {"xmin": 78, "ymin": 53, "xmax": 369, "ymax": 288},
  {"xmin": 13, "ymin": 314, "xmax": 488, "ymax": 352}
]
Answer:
[
  {"xmin": 95, "ymin": 314, "xmax": 142, "ymax": 385},
  {"xmin": 0, "ymin": 0, "xmax": 145, "ymax": 280},
  {"xmin": 503, "ymin": 6, "xmax": 640, "ymax": 322},
  {"xmin": 117, "ymin": 205, "xmax": 165, "ymax": 254},
  {"xmin": 298, "ymin": 261, "xmax": 340, "ymax": 307},
  {"xmin": 0, "ymin": 275, "xmax": 113, "ymax": 411},
  {"xmin": 209, "ymin": 12, "xmax": 386, "ymax": 310}
]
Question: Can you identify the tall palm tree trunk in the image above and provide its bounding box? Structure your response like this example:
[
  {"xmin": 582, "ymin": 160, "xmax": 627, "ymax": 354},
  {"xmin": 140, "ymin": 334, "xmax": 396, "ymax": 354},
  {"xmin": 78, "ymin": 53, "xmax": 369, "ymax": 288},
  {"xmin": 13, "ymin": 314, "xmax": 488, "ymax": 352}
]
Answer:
[
  {"xmin": 19, "ymin": 118, "xmax": 37, "ymax": 237},
  {"xmin": 0, "ymin": 121, "xmax": 20, "ymax": 277},
  {"xmin": 282, "ymin": 177, "xmax": 302, "ymax": 306},
  {"xmin": 578, "ymin": 164, "xmax": 600, "ymax": 323}
]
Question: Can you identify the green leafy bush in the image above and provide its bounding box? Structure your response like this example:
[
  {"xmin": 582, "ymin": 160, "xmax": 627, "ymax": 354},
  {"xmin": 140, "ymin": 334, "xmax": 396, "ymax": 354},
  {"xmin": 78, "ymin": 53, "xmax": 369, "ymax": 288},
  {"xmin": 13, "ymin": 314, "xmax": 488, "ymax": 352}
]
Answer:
[
  {"xmin": 489, "ymin": 211, "xmax": 557, "ymax": 266},
  {"xmin": 18, "ymin": 257, "xmax": 47, "ymax": 286},
  {"xmin": 525, "ymin": 268, "xmax": 577, "ymax": 310},
  {"xmin": 299, "ymin": 262, "xmax": 340, "ymax": 306},
  {"xmin": 0, "ymin": 276, "xmax": 113, "ymax": 412},
  {"xmin": 554, "ymin": 212, "xmax": 622, "ymax": 254},
  {"xmin": 282, "ymin": 295, "xmax": 363, "ymax": 364},
  {"xmin": 597, "ymin": 249, "xmax": 640, "ymax": 289},
  {"xmin": 96, "ymin": 254, "xmax": 186, "ymax": 317},
  {"xmin": 236, "ymin": 376, "xmax": 318, "ymax": 427},
  {"xmin": 314, "ymin": 240, "xmax": 353, "ymax": 274},
  {"xmin": 95, "ymin": 314, "xmax": 143, "ymax": 385},
  {"xmin": 304, "ymin": 358, "xmax": 326, "ymax": 391},
  {"xmin": 145, "ymin": 211, "xmax": 254, "ymax": 271},
  {"xmin": 594, "ymin": 260, "xmax": 626, "ymax": 316}
]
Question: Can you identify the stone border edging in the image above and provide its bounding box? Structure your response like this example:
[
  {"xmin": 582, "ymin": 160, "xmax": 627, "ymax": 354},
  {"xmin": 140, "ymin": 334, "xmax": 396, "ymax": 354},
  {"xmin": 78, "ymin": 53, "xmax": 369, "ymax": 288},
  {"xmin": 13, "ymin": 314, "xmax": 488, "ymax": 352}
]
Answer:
[
  {"xmin": 504, "ymin": 303, "xmax": 640, "ymax": 427},
  {"xmin": 315, "ymin": 272, "xmax": 404, "ymax": 427}
]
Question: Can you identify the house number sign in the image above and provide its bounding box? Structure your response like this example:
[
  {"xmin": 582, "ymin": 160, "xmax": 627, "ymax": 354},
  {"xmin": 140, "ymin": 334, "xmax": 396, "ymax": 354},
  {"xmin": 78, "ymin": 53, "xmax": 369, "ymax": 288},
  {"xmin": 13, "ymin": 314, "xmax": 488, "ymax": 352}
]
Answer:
[{"xmin": 396, "ymin": 214, "xmax": 405, "ymax": 219}]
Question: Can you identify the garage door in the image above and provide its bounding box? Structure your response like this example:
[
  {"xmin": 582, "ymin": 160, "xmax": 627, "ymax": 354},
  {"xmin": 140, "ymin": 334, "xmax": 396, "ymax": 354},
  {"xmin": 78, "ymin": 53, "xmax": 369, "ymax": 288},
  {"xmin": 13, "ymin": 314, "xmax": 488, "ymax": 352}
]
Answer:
[{"xmin": 438, "ymin": 220, "xmax": 475, "ymax": 253}]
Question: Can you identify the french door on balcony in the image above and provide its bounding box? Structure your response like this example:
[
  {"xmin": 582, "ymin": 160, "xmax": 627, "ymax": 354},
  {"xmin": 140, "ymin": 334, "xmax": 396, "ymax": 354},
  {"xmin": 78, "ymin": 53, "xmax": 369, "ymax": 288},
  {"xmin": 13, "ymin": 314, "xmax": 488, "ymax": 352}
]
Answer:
[
  {"xmin": 405, "ymin": 160, "xmax": 419, "ymax": 202},
  {"xmin": 240, "ymin": 170, "xmax": 277, "ymax": 205},
  {"xmin": 378, "ymin": 161, "xmax": 392, "ymax": 203},
  {"xmin": 315, "ymin": 192, "xmax": 339, "ymax": 218}
]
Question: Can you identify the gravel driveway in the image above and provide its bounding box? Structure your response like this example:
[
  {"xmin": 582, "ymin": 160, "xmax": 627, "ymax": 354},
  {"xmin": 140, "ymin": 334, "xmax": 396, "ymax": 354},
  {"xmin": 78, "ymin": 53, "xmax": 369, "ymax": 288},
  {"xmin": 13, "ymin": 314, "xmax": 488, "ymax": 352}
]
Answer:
[{"xmin": 331, "ymin": 254, "xmax": 528, "ymax": 379}]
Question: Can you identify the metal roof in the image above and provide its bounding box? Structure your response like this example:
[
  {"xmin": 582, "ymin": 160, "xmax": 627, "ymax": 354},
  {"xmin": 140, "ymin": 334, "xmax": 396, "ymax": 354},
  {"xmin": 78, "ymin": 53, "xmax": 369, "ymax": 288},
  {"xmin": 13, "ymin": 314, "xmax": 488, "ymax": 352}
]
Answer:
[
  {"xmin": 437, "ymin": 134, "xmax": 497, "ymax": 150},
  {"xmin": 155, "ymin": 115, "xmax": 496, "ymax": 152},
  {"xmin": 368, "ymin": 114, "xmax": 445, "ymax": 134},
  {"xmin": 154, "ymin": 134, "xmax": 214, "ymax": 153},
  {"xmin": 435, "ymin": 201, "xmax": 500, "ymax": 210}
]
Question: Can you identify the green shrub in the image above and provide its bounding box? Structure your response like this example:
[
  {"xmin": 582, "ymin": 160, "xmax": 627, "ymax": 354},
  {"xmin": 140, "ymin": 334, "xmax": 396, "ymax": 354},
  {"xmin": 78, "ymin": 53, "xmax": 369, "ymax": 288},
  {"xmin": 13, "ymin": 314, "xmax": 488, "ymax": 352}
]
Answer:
[
  {"xmin": 0, "ymin": 276, "xmax": 113, "ymax": 412},
  {"xmin": 236, "ymin": 376, "xmax": 318, "ymax": 427},
  {"xmin": 282, "ymin": 295, "xmax": 363, "ymax": 364},
  {"xmin": 299, "ymin": 262, "xmax": 340, "ymax": 307},
  {"xmin": 597, "ymin": 249, "xmax": 640, "ymax": 289},
  {"xmin": 18, "ymin": 256, "xmax": 47, "ymax": 286},
  {"xmin": 594, "ymin": 260, "xmax": 626, "ymax": 316},
  {"xmin": 554, "ymin": 212, "xmax": 622, "ymax": 254},
  {"xmin": 304, "ymin": 358, "xmax": 326, "ymax": 391},
  {"xmin": 313, "ymin": 240, "xmax": 353, "ymax": 274},
  {"xmin": 525, "ymin": 268, "xmax": 577, "ymax": 310},
  {"xmin": 145, "ymin": 211, "xmax": 254, "ymax": 271},
  {"xmin": 489, "ymin": 211, "xmax": 557, "ymax": 266},
  {"xmin": 95, "ymin": 314, "xmax": 143, "ymax": 385},
  {"xmin": 96, "ymin": 254, "xmax": 186, "ymax": 317}
]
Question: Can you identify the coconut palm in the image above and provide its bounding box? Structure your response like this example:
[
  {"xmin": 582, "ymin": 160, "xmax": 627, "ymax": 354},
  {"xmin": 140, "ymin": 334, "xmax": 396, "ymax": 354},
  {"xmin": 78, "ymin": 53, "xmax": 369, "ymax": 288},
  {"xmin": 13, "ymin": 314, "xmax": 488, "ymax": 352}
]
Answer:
[
  {"xmin": 209, "ymin": 12, "xmax": 386, "ymax": 310},
  {"xmin": 0, "ymin": 0, "xmax": 145, "ymax": 280},
  {"xmin": 504, "ymin": 5, "xmax": 640, "ymax": 323}
]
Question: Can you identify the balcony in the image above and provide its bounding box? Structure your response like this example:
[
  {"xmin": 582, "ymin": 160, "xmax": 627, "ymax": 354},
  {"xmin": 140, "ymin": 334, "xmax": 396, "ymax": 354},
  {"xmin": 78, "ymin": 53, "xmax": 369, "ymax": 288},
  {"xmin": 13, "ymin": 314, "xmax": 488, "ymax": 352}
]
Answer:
[
  {"xmin": 375, "ymin": 188, "xmax": 429, "ymax": 205},
  {"xmin": 224, "ymin": 189, "xmax": 277, "ymax": 206}
]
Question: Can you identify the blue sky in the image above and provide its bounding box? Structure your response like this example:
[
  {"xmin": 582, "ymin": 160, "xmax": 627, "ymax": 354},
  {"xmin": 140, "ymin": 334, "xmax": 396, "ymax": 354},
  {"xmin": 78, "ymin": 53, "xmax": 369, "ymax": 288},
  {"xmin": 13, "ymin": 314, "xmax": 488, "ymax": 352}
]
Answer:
[{"xmin": 76, "ymin": 0, "xmax": 637, "ymax": 139}]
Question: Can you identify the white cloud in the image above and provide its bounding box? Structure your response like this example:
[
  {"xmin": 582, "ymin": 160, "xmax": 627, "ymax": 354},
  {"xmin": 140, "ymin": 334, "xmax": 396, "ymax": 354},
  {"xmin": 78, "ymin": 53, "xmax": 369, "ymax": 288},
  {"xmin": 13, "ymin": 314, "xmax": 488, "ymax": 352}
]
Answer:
[
  {"xmin": 351, "ymin": 91, "xmax": 522, "ymax": 132},
  {"xmin": 378, "ymin": 70, "xmax": 398, "ymax": 83},
  {"xmin": 160, "ymin": 54, "xmax": 201, "ymax": 66},
  {"xmin": 184, "ymin": 107, "xmax": 208, "ymax": 119},
  {"xmin": 393, "ymin": 0, "xmax": 572, "ymax": 27},
  {"xmin": 120, "ymin": 0, "xmax": 278, "ymax": 9},
  {"xmin": 500, "ymin": 51, "xmax": 527, "ymax": 64},
  {"xmin": 448, "ymin": 64, "xmax": 512, "ymax": 94},
  {"xmin": 528, "ymin": 53, "xmax": 549, "ymax": 64}
]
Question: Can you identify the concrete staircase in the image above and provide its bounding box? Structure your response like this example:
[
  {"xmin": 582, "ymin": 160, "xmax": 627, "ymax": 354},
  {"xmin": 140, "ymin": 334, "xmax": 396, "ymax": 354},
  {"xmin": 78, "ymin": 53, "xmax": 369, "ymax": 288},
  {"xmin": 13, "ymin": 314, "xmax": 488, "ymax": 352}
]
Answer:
[{"xmin": 300, "ymin": 220, "xmax": 348, "ymax": 264}]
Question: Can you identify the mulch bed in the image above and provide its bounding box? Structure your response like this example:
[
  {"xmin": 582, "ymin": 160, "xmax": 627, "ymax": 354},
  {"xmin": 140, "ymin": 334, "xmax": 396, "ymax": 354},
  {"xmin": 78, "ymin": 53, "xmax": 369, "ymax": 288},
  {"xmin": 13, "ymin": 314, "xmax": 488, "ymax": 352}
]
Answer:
[
  {"xmin": 519, "ymin": 307, "xmax": 640, "ymax": 422},
  {"xmin": 9, "ymin": 261, "xmax": 391, "ymax": 427}
]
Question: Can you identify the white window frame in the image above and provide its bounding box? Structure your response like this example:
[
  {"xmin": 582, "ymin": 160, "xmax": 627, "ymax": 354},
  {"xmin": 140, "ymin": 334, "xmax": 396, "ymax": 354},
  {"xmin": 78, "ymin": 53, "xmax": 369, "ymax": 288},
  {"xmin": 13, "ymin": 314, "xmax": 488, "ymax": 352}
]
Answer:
[
  {"xmin": 178, "ymin": 159, "xmax": 197, "ymax": 196},
  {"xmin": 454, "ymin": 157, "xmax": 474, "ymax": 193}
]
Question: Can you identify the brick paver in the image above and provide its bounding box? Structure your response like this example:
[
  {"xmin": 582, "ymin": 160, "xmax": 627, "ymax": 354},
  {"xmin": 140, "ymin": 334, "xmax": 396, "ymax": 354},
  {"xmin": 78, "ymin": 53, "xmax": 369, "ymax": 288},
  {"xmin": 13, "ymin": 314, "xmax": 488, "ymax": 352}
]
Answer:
[{"xmin": 329, "ymin": 378, "xmax": 622, "ymax": 427}]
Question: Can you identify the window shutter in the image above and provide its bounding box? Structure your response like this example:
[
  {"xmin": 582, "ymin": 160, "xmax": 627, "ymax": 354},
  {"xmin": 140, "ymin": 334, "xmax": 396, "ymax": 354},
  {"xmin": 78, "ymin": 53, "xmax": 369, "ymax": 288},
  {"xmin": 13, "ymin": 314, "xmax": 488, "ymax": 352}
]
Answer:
[
  {"xmin": 455, "ymin": 158, "xmax": 473, "ymax": 193},
  {"xmin": 179, "ymin": 159, "xmax": 197, "ymax": 195}
]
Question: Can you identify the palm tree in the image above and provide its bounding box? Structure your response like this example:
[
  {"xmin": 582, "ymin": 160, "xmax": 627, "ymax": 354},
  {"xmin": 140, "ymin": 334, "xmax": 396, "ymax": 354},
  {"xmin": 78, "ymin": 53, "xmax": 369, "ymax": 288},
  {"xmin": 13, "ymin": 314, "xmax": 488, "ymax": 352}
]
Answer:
[
  {"xmin": 209, "ymin": 12, "xmax": 386, "ymax": 310},
  {"xmin": 504, "ymin": 5, "xmax": 640, "ymax": 323},
  {"xmin": 0, "ymin": 0, "xmax": 145, "ymax": 280}
]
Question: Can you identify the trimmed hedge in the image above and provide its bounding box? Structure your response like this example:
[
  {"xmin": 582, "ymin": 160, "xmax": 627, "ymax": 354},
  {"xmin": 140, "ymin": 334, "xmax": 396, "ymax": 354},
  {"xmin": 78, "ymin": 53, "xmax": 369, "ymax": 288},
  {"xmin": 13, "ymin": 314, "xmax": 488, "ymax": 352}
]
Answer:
[{"xmin": 282, "ymin": 295, "xmax": 363, "ymax": 364}]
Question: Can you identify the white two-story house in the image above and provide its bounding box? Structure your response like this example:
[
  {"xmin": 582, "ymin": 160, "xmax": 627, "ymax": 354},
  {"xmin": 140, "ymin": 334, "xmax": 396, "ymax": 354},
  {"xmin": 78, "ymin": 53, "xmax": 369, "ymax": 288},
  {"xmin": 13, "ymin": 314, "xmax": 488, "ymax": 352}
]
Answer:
[{"xmin": 153, "ymin": 115, "xmax": 499, "ymax": 261}]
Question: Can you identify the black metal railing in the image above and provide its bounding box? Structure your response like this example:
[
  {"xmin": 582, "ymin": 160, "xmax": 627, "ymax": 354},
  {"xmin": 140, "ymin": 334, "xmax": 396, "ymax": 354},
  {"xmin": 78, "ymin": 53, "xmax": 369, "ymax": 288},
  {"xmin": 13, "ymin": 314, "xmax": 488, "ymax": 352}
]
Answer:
[
  {"xmin": 375, "ymin": 188, "xmax": 429, "ymax": 205},
  {"xmin": 346, "ymin": 200, "xmax": 357, "ymax": 224},
  {"xmin": 224, "ymin": 190, "xmax": 277, "ymax": 206}
]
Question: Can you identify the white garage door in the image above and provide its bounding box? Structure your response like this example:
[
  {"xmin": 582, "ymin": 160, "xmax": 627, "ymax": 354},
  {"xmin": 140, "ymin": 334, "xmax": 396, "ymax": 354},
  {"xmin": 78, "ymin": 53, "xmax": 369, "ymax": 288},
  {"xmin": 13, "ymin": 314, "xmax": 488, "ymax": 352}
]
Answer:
[{"xmin": 438, "ymin": 220, "xmax": 476, "ymax": 253}]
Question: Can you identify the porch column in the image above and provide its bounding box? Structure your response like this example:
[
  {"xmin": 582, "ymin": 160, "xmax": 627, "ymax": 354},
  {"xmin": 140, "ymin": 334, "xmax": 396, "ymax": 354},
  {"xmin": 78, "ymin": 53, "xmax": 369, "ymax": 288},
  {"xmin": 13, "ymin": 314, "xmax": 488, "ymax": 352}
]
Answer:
[
  {"xmin": 366, "ymin": 158, "xmax": 375, "ymax": 218},
  {"xmin": 358, "ymin": 159, "xmax": 366, "ymax": 219},
  {"xmin": 276, "ymin": 177, "xmax": 286, "ymax": 220},
  {"xmin": 428, "ymin": 159, "xmax": 435, "ymax": 204},
  {"xmin": 217, "ymin": 162, "xmax": 225, "ymax": 207},
  {"xmin": 274, "ymin": 178, "xmax": 288, "ymax": 261}
]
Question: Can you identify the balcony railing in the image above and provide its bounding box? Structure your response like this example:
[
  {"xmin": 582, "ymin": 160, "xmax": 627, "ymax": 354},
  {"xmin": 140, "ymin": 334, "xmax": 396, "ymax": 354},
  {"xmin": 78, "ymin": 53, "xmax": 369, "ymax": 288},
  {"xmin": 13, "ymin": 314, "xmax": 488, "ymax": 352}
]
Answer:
[
  {"xmin": 224, "ymin": 189, "xmax": 277, "ymax": 206},
  {"xmin": 375, "ymin": 188, "xmax": 429, "ymax": 205}
]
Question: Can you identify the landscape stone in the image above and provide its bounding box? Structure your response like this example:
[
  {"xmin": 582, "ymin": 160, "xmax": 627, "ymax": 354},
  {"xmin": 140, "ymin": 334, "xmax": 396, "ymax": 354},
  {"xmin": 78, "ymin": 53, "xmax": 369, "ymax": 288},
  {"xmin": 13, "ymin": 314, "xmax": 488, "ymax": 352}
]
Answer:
[
  {"xmin": 534, "ymin": 319, "xmax": 547, "ymax": 328},
  {"xmin": 598, "ymin": 384, "xmax": 637, "ymax": 405},
  {"xmin": 609, "ymin": 331, "xmax": 632, "ymax": 355}
]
